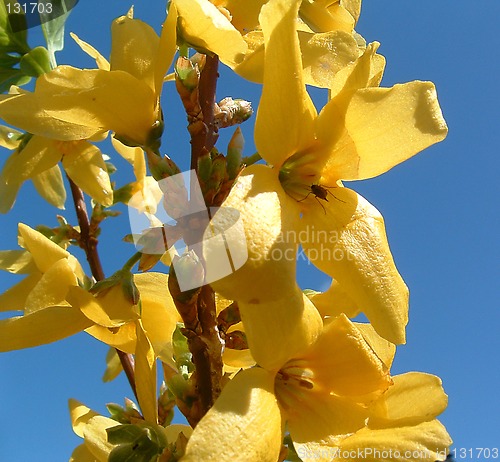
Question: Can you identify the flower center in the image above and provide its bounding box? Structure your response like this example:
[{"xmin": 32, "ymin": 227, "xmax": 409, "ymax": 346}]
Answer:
[{"xmin": 275, "ymin": 364, "xmax": 315, "ymax": 413}]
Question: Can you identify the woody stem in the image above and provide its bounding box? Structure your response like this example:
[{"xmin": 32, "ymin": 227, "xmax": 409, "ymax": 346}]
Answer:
[{"xmin": 67, "ymin": 175, "xmax": 138, "ymax": 401}]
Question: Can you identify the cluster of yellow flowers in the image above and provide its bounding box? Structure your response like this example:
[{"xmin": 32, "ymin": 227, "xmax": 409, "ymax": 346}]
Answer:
[{"xmin": 0, "ymin": 0, "xmax": 451, "ymax": 461}]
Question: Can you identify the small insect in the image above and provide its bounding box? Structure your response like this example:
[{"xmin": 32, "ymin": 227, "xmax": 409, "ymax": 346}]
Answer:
[{"xmin": 297, "ymin": 184, "xmax": 345, "ymax": 214}]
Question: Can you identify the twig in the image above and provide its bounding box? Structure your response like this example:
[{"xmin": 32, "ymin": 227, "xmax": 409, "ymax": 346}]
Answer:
[{"xmin": 67, "ymin": 175, "xmax": 138, "ymax": 401}]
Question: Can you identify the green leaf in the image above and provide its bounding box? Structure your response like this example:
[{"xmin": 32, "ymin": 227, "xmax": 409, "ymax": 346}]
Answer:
[
  {"xmin": 19, "ymin": 46, "xmax": 51, "ymax": 76},
  {"xmin": 40, "ymin": 0, "xmax": 76, "ymax": 67},
  {"xmin": 0, "ymin": 3, "xmax": 29, "ymax": 54},
  {"xmin": 0, "ymin": 67, "xmax": 30, "ymax": 92},
  {"xmin": 107, "ymin": 424, "xmax": 166, "ymax": 462}
]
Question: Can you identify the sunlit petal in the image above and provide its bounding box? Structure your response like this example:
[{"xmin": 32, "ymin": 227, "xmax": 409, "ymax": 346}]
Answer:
[
  {"xmin": 301, "ymin": 189, "xmax": 408, "ymax": 344},
  {"xmin": 0, "ymin": 305, "xmax": 93, "ymax": 351},
  {"xmin": 240, "ymin": 287, "xmax": 323, "ymax": 371},
  {"xmin": 255, "ymin": 0, "xmax": 316, "ymax": 167},
  {"xmin": 369, "ymin": 372, "xmax": 448, "ymax": 427},
  {"xmin": 183, "ymin": 368, "xmax": 283, "ymax": 462}
]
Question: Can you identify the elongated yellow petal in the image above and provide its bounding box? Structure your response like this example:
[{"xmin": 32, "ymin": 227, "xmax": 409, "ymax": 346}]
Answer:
[
  {"xmin": 67, "ymin": 286, "xmax": 137, "ymax": 328},
  {"xmin": 308, "ymin": 279, "xmax": 360, "ymax": 319},
  {"xmin": 299, "ymin": 0, "xmax": 355, "ymax": 33},
  {"xmin": 173, "ymin": 0, "xmax": 247, "ymax": 67},
  {"xmin": 69, "ymin": 444, "xmax": 99, "ymax": 462},
  {"xmin": 223, "ymin": 0, "xmax": 266, "ymax": 33},
  {"xmin": 135, "ymin": 321, "xmax": 158, "ymax": 423},
  {"xmin": 154, "ymin": 5, "xmax": 178, "ymax": 97},
  {"xmin": 0, "ymin": 273, "xmax": 40, "ymax": 312},
  {"xmin": 1, "ymin": 135, "xmax": 61, "ymax": 185},
  {"xmin": 369, "ymin": 372, "xmax": 448, "ymax": 427},
  {"xmin": 18, "ymin": 223, "xmax": 69, "ymax": 273},
  {"xmin": 0, "ymin": 305, "xmax": 93, "ymax": 351},
  {"xmin": 301, "ymin": 189, "xmax": 408, "ymax": 344},
  {"xmin": 32, "ymin": 163, "xmax": 66, "ymax": 209},
  {"xmin": 354, "ymin": 323, "xmax": 396, "ymax": 369},
  {"xmin": 0, "ymin": 125, "xmax": 22, "ymax": 149},
  {"xmin": 299, "ymin": 30, "xmax": 359, "ymax": 89},
  {"xmin": 135, "ymin": 273, "xmax": 181, "ymax": 359},
  {"xmin": 255, "ymin": 0, "xmax": 316, "ymax": 167},
  {"xmin": 82, "ymin": 416, "xmax": 119, "ymax": 461},
  {"xmin": 321, "ymin": 81, "xmax": 448, "ymax": 183},
  {"xmin": 70, "ymin": 32, "xmax": 110, "ymax": 70},
  {"xmin": 339, "ymin": 420, "xmax": 452, "ymax": 462},
  {"xmin": 0, "ymin": 91, "xmax": 106, "ymax": 141},
  {"xmin": 85, "ymin": 323, "xmax": 136, "ymax": 353},
  {"xmin": 240, "ymin": 287, "xmax": 323, "ymax": 371},
  {"xmin": 0, "ymin": 66, "xmax": 157, "ymax": 145},
  {"xmin": 289, "ymin": 398, "xmax": 368, "ymax": 460},
  {"xmin": 293, "ymin": 314, "xmax": 391, "ymax": 399},
  {"xmin": 205, "ymin": 165, "xmax": 300, "ymax": 303},
  {"xmin": 110, "ymin": 15, "xmax": 160, "ymax": 93},
  {"xmin": 182, "ymin": 368, "xmax": 283, "ymax": 462},
  {"xmin": 0, "ymin": 249, "xmax": 35, "ymax": 274},
  {"xmin": 62, "ymin": 141, "xmax": 113, "ymax": 207},
  {"xmin": 24, "ymin": 258, "xmax": 78, "ymax": 313},
  {"xmin": 69, "ymin": 399, "xmax": 101, "ymax": 438}
]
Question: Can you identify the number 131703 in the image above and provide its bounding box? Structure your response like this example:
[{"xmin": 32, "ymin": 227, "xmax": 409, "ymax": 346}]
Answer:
[
  {"xmin": 5, "ymin": 2, "xmax": 53, "ymax": 14},
  {"xmin": 453, "ymin": 447, "xmax": 499, "ymax": 459}
]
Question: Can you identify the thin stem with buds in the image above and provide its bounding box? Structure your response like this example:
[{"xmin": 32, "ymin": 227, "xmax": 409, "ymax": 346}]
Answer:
[{"xmin": 67, "ymin": 175, "xmax": 138, "ymax": 401}]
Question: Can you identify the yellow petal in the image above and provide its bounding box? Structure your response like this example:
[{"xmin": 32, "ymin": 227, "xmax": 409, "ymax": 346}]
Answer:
[
  {"xmin": 69, "ymin": 444, "xmax": 99, "ymax": 462},
  {"xmin": 205, "ymin": 165, "xmax": 300, "ymax": 303},
  {"xmin": 223, "ymin": 0, "xmax": 266, "ymax": 33},
  {"xmin": 299, "ymin": 30, "xmax": 360, "ymax": 89},
  {"xmin": 0, "ymin": 249, "xmax": 35, "ymax": 274},
  {"xmin": 240, "ymin": 288, "xmax": 323, "ymax": 371},
  {"xmin": 85, "ymin": 323, "xmax": 136, "ymax": 353},
  {"xmin": 69, "ymin": 399, "xmax": 101, "ymax": 438},
  {"xmin": 110, "ymin": 15, "xmax": 160, "ymax": 93},
  {"xmin": 67, "ymin": 286, "xmax": 137, "ymax": 328},
  {"xmin": 0, "ymin": 305, "xmax": 93, "ymax": 351},
  {"xmin": 289, "ymin": 398, "xmax": 368, "ymax": 460},
  {"xmin": 24, "ymin": 258, "xmax": 78, "ymax": 313},
  {"xmin": 299, "ymin": 0, "xmax": 355, "ymax": 33},
  {"xmin": 135, "ymin": 321, "xmax": 158, "ymax": 423},
  {"xmin": 0, "ymin": 66, "xmax": 157, "ymax": 145},
  {"xmin": 102, "ymin": 347, "xmax": 123, "ymax": 382},
  {"xmin": 83, "ymin": 416, "xmax": 119, "ymax": 461},
  {"xmin": 32, "ymin": 163, "xmax": 66, "ymax": 209},
  {"xmin": 309, "ymin": 279, "xmax": 360, "ymax": 319},
  {"xmin": 70, "ymin": 32, "xmax": 110, "ymax": 70},
  {"xmin": 339, "ymin": 420, "xmax": 452, "ymax": 462},
  {"xmin": 1, "ymin": 135, "xmax": 61, "ymax": 184},
  {"xmin": 182, "ymin": 368, "xmax": 283, "ymax": 462},
  {"xmin": 294, "ymin": 314, "xmax": 391, "ymax": 399},
  {"xmin": 18, "ymin": 223, "xmax": 69, "ymax": 273},
  {"xmin": 301, "ymin": 189, "xmax": 408, "ymax": 344},
  {"xmin": 0, "ymin": 124, "xmax": 22, "ymax": 149},
  {"xmin": 321, "ymin": 81, "xmax": 448, "ymax": 183},
  {"xmin": 135, "ymin": 272, "xmax": 181, "ymax": 358},
  {"xmin": 62, "ymin": 141, "xmax": 113, "ymax": 207},
  {"xmin": 254, "ymin": 0, "xmax": 316, "ymax": 167},
  {"xmin": 354, "ymin": 322, "xmax": 396, "ymax": 369},
  {"xmin": 369, "ymin": 372, "xmax": 448, "ymax": 427},
  {"xmin": 173, "ymin": 0, "xmax": 247, "ymax": 67},
  {"xmin": 0, "ymin": 91, "xmax": 106, "ymax": 141},
  {"xmin": 154, "ymin": 5, "xmax": 178, "ymax": 97},
  {"xmin": 0, "ymin": 273, "xmax": 40, "ymax": 312}
]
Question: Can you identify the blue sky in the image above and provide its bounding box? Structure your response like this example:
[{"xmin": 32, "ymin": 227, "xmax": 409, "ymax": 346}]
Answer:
[{"xmin": 1, "ymin": 1, "xmax": 499, "ymax": 460}]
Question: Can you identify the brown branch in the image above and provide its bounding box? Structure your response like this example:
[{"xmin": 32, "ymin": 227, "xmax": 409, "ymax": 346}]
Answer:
[
  {"xmin": 67, "ymin": 175, "xmax": 138, "ymax": 401},
  {"xmin": 190, "ymin": 54, "xmax": 220, "ymax": 171},
  {"xmin": 170, "ymin": 53, "xmax": 223, "ymax": 425}
]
